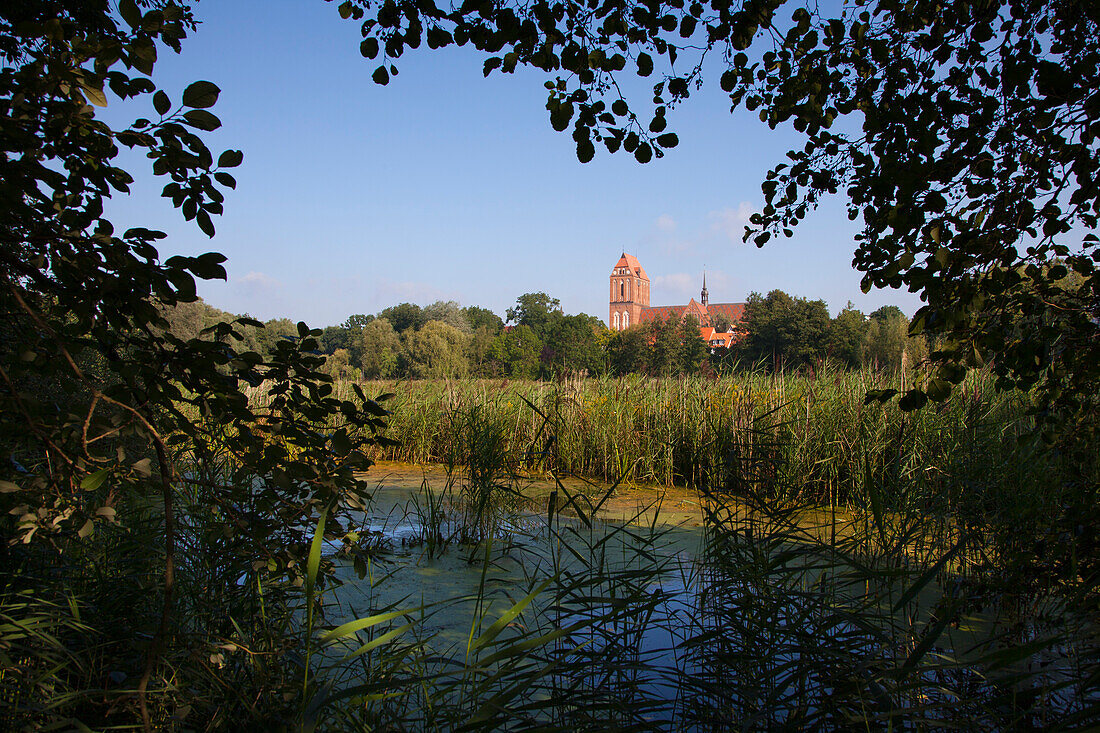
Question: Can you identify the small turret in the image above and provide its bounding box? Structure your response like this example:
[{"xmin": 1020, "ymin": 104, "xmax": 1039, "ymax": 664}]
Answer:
[{"xmin": 700, "ymin": 270, "xmax": 709, "ymax": 307}]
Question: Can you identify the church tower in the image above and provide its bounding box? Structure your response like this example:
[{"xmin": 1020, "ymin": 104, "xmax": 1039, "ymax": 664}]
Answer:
[
  {"xmin": 700, "ymin": 270, "xmax": 709, "ymax": 307},
  {"xmin": 609, "ymin": 253, "xmax": 650, "ymax": 330}
]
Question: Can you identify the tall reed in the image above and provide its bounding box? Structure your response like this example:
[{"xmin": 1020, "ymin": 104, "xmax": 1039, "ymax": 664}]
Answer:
[{"xmin": 340, "ymin": 369, "xmax": 1055, "ymax": 513}]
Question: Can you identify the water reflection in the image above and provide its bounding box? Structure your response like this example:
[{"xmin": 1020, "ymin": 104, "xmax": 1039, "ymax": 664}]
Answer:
[{"xmin": 312, "ymin": 462, "xmax": 1095, "ymax": 729}]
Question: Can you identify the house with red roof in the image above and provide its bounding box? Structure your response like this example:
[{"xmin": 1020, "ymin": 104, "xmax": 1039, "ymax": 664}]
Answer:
[{"xmin": 608, "ymin": 253, "xmax": 745, "ymax": 348}]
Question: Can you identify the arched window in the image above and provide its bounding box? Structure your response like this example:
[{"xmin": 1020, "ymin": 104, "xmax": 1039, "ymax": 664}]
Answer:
[
  {"xmin": 620, "ymin": 281, "xmax": 624, "ymax": 300},
  {"xmin": 613, "ymin": 312, "xmax": 620, "ymax": 329},
  {"xmin": 623, "ymin": 311, "xmax": 629, "ymax": 328}
]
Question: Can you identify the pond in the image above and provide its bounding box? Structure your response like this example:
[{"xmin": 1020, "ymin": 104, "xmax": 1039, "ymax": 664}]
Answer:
[
  {"xmin": 309, "ymin": 462, "xmax": 1093, "ymax": 730},
  {"xmin": 326, "ymin": 461, "xmax": 706, "ymax": 644}
]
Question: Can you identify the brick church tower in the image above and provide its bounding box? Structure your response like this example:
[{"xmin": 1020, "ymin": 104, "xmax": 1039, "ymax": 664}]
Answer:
[{"xmin": 609, "ymin": 253, "xmax": 649, "ymax": 330}]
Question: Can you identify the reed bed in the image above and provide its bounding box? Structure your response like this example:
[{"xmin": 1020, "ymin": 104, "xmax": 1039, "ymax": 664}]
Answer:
[{"xmin": 304, "ymin": 369, "xmax": 1056, "ymax": 515}]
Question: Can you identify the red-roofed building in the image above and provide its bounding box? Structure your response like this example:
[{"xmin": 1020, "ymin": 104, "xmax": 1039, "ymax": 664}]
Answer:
[
  {"xmin": 699, "ymin": 327, "xmax": 736, "ymax": 349},
  {"xmin": 608, "ymin": 254, "xmax": 745, "ymax": 347}
]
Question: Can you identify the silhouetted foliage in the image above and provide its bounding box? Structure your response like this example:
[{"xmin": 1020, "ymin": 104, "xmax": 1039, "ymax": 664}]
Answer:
[{"xmin": 0, "ymin": 3, "xmax": 391, "ymax": 726}]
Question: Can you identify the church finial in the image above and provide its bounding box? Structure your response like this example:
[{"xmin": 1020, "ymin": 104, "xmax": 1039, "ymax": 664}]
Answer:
[{"xmin": 700, "ymin": 267, "xmax": 709, "ymax": 307}]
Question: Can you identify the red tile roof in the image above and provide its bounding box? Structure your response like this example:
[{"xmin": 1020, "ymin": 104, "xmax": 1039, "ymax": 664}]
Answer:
[
  {"xmin": 684, "ymin": 298, "xmax": 708, "ymax": 321},
  {"xmin": 699, "ymin": 327, "xmax": 736, "ymax": 348},
  {"xmin": 636, "ymin": 301, "xmax": 746, "ymax": 326},
  {"xmin": 614, "ymin": 252, "xmax": 649, "ymax": 280},
  {"xmin": 637, "ymin": 305, "xmax": 686, "ymax": 323},
  {"xmin": 706, "ymin": 303, "xmax": 746, "ymax": 322}
]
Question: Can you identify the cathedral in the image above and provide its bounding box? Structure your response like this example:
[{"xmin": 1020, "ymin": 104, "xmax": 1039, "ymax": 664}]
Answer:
[{"xmin": 608, "ymin": 253, "xmax": 745, "ymax": 347}]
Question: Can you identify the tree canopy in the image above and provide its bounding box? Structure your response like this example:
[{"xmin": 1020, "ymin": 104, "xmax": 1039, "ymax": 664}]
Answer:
[
  {"xmin": 505, "ymin": 291, "xmax": 562, "ymax": 338},
  {"xmin": 1, "ymin": 2, "xmax": 391, "ymax": 724},
  {"xmin": 340, "ymin": 0, "xmax": 1100, "ymax": 429},
  {"xmin": 739, "ymin": 290, "xmax": 830, "ymax": 369}
]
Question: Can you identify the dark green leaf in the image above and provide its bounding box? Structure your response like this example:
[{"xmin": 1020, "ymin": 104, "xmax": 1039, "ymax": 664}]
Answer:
[
  {"xmin": 153, "ymin": 90, "xmax": 171, "ymax": 116},
  {"xmin": 898, "ymin": 389, "xmax": 928, "ymax": 411},
  {"xmin": 656, "ymin": 133, "xmax": 678, "ymax": 148},
  {"xmin": 119, "ymin": 0, "xmax": 142, "ymax": 29},
  {"xmin": 925, "ymin": 378, "xmax": 951, "ymax": 402},
  {"xmin": 182, "ymin": 80, "xmax": 220, "ymax": 108},
  {"xmin": 183, "ymin": 109, "xmax": 221, "ymax": 131},
  {"xmin": 196, "ymin": 209, "xmax": 215, "ymax": 238},
  {"xmin": 81, "ymin": 469, "xmax": 109, "ymax": 491},
  {"xmin": 576, "ymin": 138, "xmax": 595, "ymax": 163},
  {"xmin": 218, "ymin": 149, "xmax": 244, "ymax": 168},
  {"xmin": 863, "ymin": 389, "xmax": 897, "ymax": 404}
]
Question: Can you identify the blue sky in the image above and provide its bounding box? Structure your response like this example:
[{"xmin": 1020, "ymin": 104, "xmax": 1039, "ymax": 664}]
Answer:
[{"xmin": 104, "ymin": 0, "xmax": 923, "ymax": 327}]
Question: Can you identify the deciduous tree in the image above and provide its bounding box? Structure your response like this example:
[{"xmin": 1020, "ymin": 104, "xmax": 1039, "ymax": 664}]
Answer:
[
  {"xmin": 829, "ymin": 303, "xmax": 868, "ymax": 368},
  {"xmin": 423, "ymin": 299, "xmax": 473, "ymax": 333},
  {"xmin": 486, "ymin": 325, "xmax": 542, "ymax": 378},
  {"xmin": 506, "ymin": 292, "xmax": 561, "ymax": 340},
  {"xmin": 679, "ymin": 315, "xmax": 708, "ymax": 374},
  {"xmin": 379, "ymin": 302, "xmax": 426, "ymax": 333},
  {"xmin": 463, "ymin": 305, "xmax": 504, "ymax": 334},
  {"xmin": 360, "ymin": 317, "xmax": 403, "ymax": 378},
  {"xmin": 739, "ymin": 290, "xmax": 830, "ymax": 369},
  {"xmin": 607, "ymin": 326, "xmax": 648, "ymax": 375},
  {"xmin": 647, "ymin": 316, "xmax": 681, "ymax": 377},
  {"xmin": 0, "ymin": 3, "xmax": 391, "ymax": 725},
  {"xmin": 541, "ymin": 313, "xmax": 604, "ymax": 376},
  {"xmin": 405, "ymin": 320, "xmax": 471, "ymax": 378}
]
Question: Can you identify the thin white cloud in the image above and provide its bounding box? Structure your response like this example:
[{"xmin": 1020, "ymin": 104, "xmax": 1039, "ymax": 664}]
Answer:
[
  {"xmin": 652, "ymin": 269, "xmax": 733, "ymax": 303},
  {"xmin": 652, "ymin": 273, "xmax": 696, "ymax": 299},
  {"xmin": 238, "ymin": 271, "xmax": 281, "ymax": 289},
  {"xmin": 651, "ymin": 214, "xmax": 693, "ymax": 255},
  {"xmin": 701, "ymin": 269, "xmax": 731, "ymax": 292},
  {"xmin": 709, "ymin": 201, "xmax": 757, "ymax": 242},
  {"xmin": 372, "ymin": 278, "xmax": 455, "ymax": 306}
]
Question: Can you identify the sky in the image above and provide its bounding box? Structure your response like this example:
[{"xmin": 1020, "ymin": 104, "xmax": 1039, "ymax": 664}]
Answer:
[{"xmin": 103, "ymin": 0, "xmax": 924, "ymax": 327}]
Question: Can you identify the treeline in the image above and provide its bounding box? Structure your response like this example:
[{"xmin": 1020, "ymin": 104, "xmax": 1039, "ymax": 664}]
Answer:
[{"xmin": 162, "ymin": 290, "xmax": 926, "ymax": 380}]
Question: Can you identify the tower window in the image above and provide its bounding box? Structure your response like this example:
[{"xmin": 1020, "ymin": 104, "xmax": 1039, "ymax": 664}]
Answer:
[
  {"xmin": 613, "ymin": 312, "xmax": 620, "ymax": 329},
  {"xmin": 620, "ymin": 281, "xmax": 624, "ymax": 299}
]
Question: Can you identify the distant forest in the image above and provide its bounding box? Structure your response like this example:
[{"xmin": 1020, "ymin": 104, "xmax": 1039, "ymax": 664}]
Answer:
[{"xmin": 162, "ymin": 290, "xmax": 925, "ymax": 380}]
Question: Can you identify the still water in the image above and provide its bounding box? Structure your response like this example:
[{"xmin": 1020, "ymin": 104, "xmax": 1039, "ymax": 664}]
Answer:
[
  {"xmin": 309, "ymin": 463, "xmax": 1080, "ymax": 728},
  {"xmin": 324, "ymin": 462, "xmax": 707, "ymax": 649}
]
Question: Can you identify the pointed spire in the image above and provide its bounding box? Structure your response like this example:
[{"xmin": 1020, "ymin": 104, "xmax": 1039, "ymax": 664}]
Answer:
[{"xmin": 700, "ymin": 267, "xmax": 709, "ymax": 307}]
